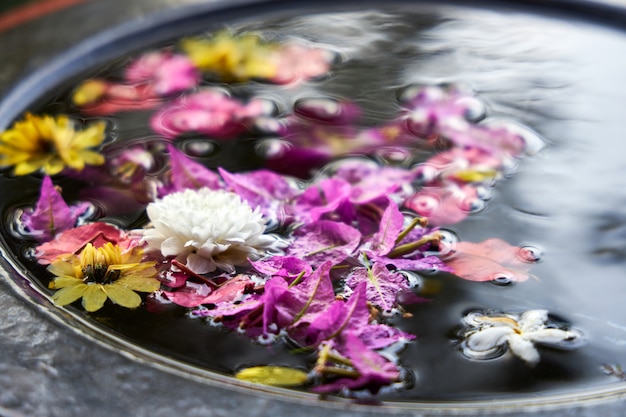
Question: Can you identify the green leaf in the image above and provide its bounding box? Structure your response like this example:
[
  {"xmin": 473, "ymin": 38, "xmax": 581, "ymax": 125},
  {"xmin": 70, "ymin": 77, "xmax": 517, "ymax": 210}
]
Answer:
[{"xmin": 235, "ymin": 366, "xmax": 308, "ymax": 387}]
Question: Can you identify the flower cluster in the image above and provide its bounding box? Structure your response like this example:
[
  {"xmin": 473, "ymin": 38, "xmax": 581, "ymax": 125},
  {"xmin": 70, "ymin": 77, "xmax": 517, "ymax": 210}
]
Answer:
[{"xmin": 0, "ymin": 27, "xmax": 586, "ymax": 398}]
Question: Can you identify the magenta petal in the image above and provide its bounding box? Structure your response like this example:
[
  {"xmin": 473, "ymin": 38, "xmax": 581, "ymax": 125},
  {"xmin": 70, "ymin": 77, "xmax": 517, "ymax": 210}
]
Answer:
[
  {"xmin": 250, "ymin": 256, "xmax": 312, "ymax": 281},
  {"xmin": 370, "ymin": 253, "xmax": 449, "ymax": 272},
  {"xmin": 343, "ymin": 331, "xmax": 401, "ymax": 385},
  {"xmin": 313, "ymin": 331, "xmax": 401, "ymax": 394},
  {"xmin": 159, "ymin": 144, "xmax": 222, "ymax": 196},
  {"xmin": 344, "ymin": 264, "xmax": 409, "ymax": 311},
  {"xmin": 218, "ymin": 167, "xmax": 298, "ymax": 218},
  {"xmin": 366, "ymin": 198, "xmax": 404, "ymax": 257},
  {"xmin": 21, "ymin": 176, "xmax": 90, "ymax": 242},
  {"xmin": 262, "ymin": 277, "xmax": 290, "ymax": 334},
  {"xmin": 358, "ymin": 323, "xmax": 416, "ymax": 350},
  {"xmin": 294, "ymin": 178, "xmax": 353, "ymax": 223},
  {"xmin": 286, "ymin": 220, "xmax": 361, "ymax": 267},
  {"xmin": 266, "ymin": 261, "xmax": 336, "ymax": 333},
  {"xmin": 162, "ymin": 281, "xmax": 213, "ymax": 308},
  {"xmin": 305, "ymin": 281, "xmax": 369, "ymax": 346}
]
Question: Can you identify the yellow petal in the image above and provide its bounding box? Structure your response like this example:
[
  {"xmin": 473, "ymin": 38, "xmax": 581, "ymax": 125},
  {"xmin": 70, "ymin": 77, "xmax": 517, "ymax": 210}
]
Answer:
[
  {"xmin": 50, "ymin": 276, "xmax": 84, "ymax": 289},
  {"xmin": 71, "ymin": 122, "xmax": 106, "ymax": 149},
  {"xmin": 104, "ymin": 284, "xmax": 142, "ymax": 308},
  {"xmin": 47, "ymin": 260, "xmax": 75, "ymax": 277},
  {"xmin": 235, "ymin": 366, "xmax": 309, "ymax": 387},
  {"xmin": 52, "ymin": 284, "xmax": 88, "ymax": 306},
  {"xmin": 82, "ymin": 284, "xmax": 108, "ymax": 312},
  {"xmin": 115, "ymin": 275, "xmax": 160, "ymax": 292}
]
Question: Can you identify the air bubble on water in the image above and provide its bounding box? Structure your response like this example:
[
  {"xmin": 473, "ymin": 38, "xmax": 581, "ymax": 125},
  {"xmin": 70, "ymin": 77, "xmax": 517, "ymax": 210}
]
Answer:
[
  {"xmin": 293, "ymin": 97, "xmax": 341, "ymax": 120},
  {"xmin": 22, "ymin": 246, "xmax": 38, "ymax": 262},
  {"xmin": 412, "ymin": 164, "xmax": 439, "ymax": 184},
  {"xmin": 434, "ymin": 229, "xmax": 459, "ymax": 257},
  {"xmin": 254, "ymin": 117, "xmax": 286, "ymax": 135},
  {"xmin": 315, "ymin": 156, "xmax": 379, "ymax": 181},
  {"xmin": 456, "ymin": 96, "xmax": 487, "ymax": 122},
  {"xmin": 8, "ymin": 207, "xmax": 29, "ymax": 239},
  {"xmin": 491, "ymin": 275, "xmax": 513, "ymax": 286},
  {"xmin": 481, "ymin": 119, "xmax": 546, "ymax": 156},
  {"xmin": 373, "ymin": 147, "xmax": 413, "ymax": 166},
  {"xmin": 519, "ymin": 245, "xmax": 543, "ymax": 263},
  {"xmin": 255, "ymin": 139, "xmax": 291, "ymax": 159},
  {"xmin": 475, "ymin": 185, "xmax": 492, "ymax": 201},
  {"xmin": 397, "ymin": 270, "xmax": 423, "ymax": 288},
  {"xmin": 75, "ymin": 202, "xmax": 99, "ymax": 226},
  {"xmin": 464, "ymin": 198, "xmax": 486, "ymax": 214},
  {"xmin": 180, "ymin": 139, "xmax": 217, "ymax": 157},
  {"xmin": 396, "ymin": 83, "xmax": 444, "ymax": 104}
]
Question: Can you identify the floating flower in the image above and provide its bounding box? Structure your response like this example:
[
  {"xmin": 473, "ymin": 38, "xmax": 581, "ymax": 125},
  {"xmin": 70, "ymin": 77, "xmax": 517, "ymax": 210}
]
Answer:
[
  {"xmin": 20, "ymin": 176, "xmax": 90, "ymax": 242},
  {"xmin": 48, "ymin": 242, "xmax": 160, "ymax": 312},
  {"xmin": 0, "ymin": 114, "xmax": 106, "ymax": 176},
  {"xmin": 72, "ymin": 51, "xmax": 200, "ymax": 116},
  {"xmin": 459, "ymin": 309, "xmax": 584, "ymax": 366},
  {"xmin": 142, "ymin": 188, "xmax": 280, "ymax": 274},
  {"xmin": 181, "ymin": 31, "xmax": 332, "ymax": 84},
  {"xmin": 150, "ymin": 89, "xmax": 272, "ymax": 139}
]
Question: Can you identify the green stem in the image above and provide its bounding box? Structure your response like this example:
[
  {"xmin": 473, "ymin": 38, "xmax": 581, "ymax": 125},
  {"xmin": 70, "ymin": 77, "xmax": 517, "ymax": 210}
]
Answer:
[
  {"xmin": 395, "ymin": 216, "xmax": 427, "ymax": 245},
  {"xmin": 387, "ymin": 232, "xmax": 441, "ymax": 258}
]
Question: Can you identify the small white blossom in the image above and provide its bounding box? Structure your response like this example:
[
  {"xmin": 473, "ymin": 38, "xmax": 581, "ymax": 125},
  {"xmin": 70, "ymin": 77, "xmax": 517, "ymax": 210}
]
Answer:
[
  {"xmin": 142, "ymin": 188, "xmax": 280, "ymax": 274},
  {"xmin": 460, "ymin": 309, "xmax": 584, "ymax": 366}
]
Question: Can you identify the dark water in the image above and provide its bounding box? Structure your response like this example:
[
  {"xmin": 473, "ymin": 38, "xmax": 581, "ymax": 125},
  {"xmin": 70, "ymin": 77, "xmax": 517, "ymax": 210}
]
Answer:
[{"xmin": 2, "ymin": 6, "xmax": 626, "ymax": 403}]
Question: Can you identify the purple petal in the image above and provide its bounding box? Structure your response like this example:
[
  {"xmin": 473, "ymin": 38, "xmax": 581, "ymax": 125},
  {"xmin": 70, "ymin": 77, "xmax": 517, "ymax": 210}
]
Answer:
[
  {"xmin": 250, "ymin": 256, "xmax": 312, "ymax": 281},
  {"xmin": 344, "ymin": 263, "xmax": 409, "ymax": 311},
  {"xmin": 21, "ymin": 176, "xmax": 90, "ymax": 242},
  {"xmin": 286, "ymin": 220, "xmax": 361, "ymax": 267},
  {"xmin": 219, "ymin": 167, "xmax": 298, "ymax": 219},
  {"xmin": 358, "ymin": 323, "xmax": 416, "ymax": 350},
  {"xmin": 158, "ymin": 144, "xmax": 222, "ymax": 196},
  {"xmin": 294, "ymin": 178, "xmax": 353, "ymax": 223},
  {"xmin": 305, "ymin": 281, "xmax": 369, "ymax": 346},
  {"xmin": 366, "ymin": 198, "xmax": 404, "ymax": 257},
  {"xmin": 266, "ymin": 261, "xmax": 336, "ymax": 332}
]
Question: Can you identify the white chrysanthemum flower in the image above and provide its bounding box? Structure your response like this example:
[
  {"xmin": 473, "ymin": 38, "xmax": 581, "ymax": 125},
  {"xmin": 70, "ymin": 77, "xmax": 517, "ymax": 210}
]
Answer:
[{"xmin": 142, "ymin": 188, "xmax": 279, "ymax": 274}]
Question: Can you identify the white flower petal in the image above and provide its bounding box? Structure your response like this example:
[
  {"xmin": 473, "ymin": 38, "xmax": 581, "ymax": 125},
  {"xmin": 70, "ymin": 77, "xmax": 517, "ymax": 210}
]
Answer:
[
  {"xmin": 142, "ymin": 188, "xmax": 283, "ymax": 272},
  {"xmin": 518, "ymin": 309, "xmax": 549, "ymax": 332},
  {"xmin": 186, "ymin": 252, "xmax": 216, "ymax": 274},
  {"xmin": 527, "ymin": 328, "xmax": 583, "ymax": 348},
  {"xmin": 466, "ymin": 326, "xmax": 514, "ymax": 352},
  {"xmin": 508, "ymin": 335, "xmax": 540, "ymax": 366},
  {"xmin": 160, "ymin": 236, "xmax": 186, "ymax": 257}
]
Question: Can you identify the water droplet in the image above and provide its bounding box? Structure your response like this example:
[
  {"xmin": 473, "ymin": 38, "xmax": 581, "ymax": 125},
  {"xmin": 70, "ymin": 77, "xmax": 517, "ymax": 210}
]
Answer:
[
  {"xmin": 519, "ymin": 245, "xmax": 543, "ymax": 262},
  {"xmin": 373, "ymin": 147, "xmax": 413, "ymax": 166},
  {"xmin": 491, "ymin": 275, "xmax": 513, "ymax": 286},
  {"xmin": 255, "ymin": 139, "xmax": 291, "ymax": 159},
  {"xmin": 179, "ymin": 139, "xmax": 217, "ymax": 157},
  {"xmin": 397, "ymin": 270, "xmax": 423, "ymax": 288},
  {"xmin": 456, "ymin": 96, "xmax": 487, "ymax": 122},
  {"xmin": 294, "ymin": 97, "xmax": 344, "ymax": 121},
  {"xmin": 413, "ymin": 164, "xmax": 439, "ymax": 184},
  {"xmin": 433, "ymin": 229, "xmax": 459, "ymax": 257},
  {"xmin": 481, "ymin": 119, "xmax": 546, "ymax": 156}
]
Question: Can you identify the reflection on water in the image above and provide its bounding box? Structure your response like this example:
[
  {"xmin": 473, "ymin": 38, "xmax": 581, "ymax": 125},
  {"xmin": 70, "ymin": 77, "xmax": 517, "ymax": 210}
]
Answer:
[{"xmin": 2, "ymin": 5, "xmax": 626, "ymax": 402}]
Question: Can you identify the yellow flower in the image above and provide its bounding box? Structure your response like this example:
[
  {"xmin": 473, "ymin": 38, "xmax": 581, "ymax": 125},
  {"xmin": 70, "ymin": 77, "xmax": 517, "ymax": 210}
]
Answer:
[
  {"xmin": 181, "ymin": 31, "xmax": 277, "ymax": 82},
  {"xmin": 0, "ymin": 113, "xmax": 106, "ymax": 176},
  {"xmin": 48, "ymin": 243, "xmax": 160, "ymax": 312}
]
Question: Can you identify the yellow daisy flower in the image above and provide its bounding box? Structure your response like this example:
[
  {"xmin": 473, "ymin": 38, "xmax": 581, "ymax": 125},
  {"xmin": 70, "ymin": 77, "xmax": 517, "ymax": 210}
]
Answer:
[
  {"xmin": 181, "ymin": 31, "xmax": 278, "ymax": 82},
  {"xmin": 48, "ymin": 243, "xmax": 160, "ymax": 312},
  {"xmin": 0, "ymin": 113, "xmax": 106, "ymax": 176}
]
